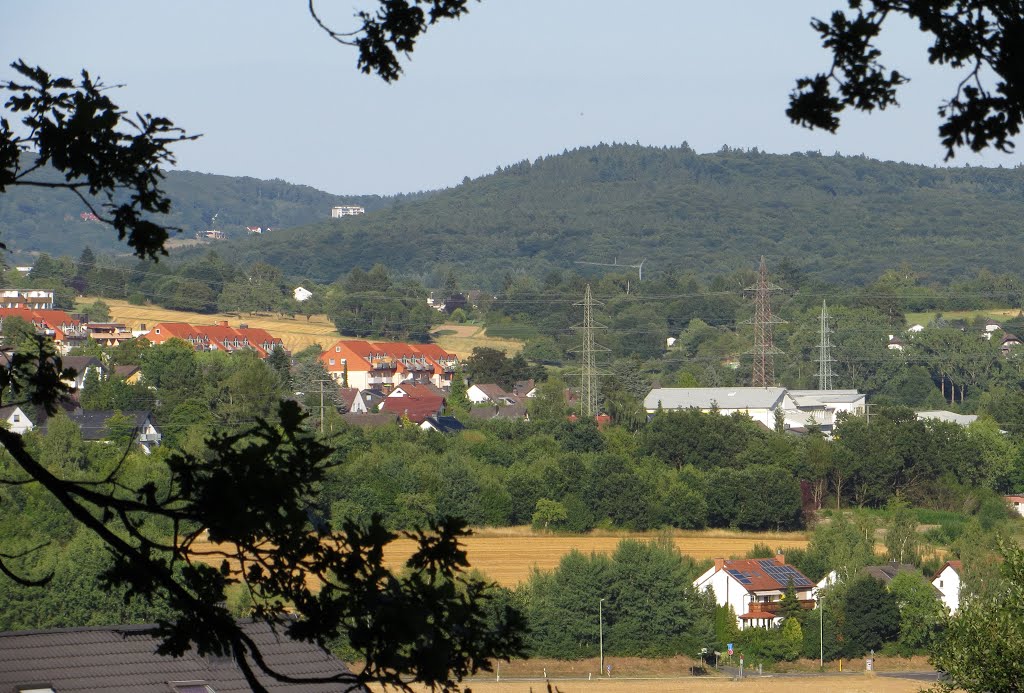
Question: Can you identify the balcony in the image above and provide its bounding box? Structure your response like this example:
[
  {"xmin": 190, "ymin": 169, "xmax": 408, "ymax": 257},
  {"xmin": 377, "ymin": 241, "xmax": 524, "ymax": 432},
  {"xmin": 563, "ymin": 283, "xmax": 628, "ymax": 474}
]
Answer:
[{"xmin": 753, "ymin": 600, "xmax": 816, "ymax": 614}]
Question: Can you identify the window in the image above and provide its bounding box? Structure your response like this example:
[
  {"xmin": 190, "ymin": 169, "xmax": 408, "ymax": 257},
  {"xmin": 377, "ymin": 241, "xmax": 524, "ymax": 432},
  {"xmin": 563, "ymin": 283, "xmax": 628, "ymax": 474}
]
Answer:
[
  {"xmin": 939, "ymin": 580, "xmax": 944, "ymax": 588},
  {"xmin": 13, "ymin": 414, "xmax": 20, "ymax": 422},
  {"xmin": 336, "ymin": 346, "xmax": 341, "ymax": 352},
  {"xmin": 155, "ymin": 328, "xmax": 161, "ymax": 334},
  {"xmin": 329, "ymin": 359, "xmax": 335, "ymax": 365},
  {"xmin": 170, "ymin": 683, "xmax": 215, "ymax": 693},
  {"xmin": 20, "ymin": 688, "xmax": 56, "ymax": 693}
]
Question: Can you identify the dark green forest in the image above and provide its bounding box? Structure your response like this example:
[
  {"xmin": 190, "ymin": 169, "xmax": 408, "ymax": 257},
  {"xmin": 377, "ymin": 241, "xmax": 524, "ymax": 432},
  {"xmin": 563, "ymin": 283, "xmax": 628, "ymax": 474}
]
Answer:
[
  {"xmin": 200, "ymin": 143, "xmax": 1024, "ymax": 287},
  {"xmin": 0, "ymin": 154, "xmax": 411, "ymax": 257},
  {"xmin": 6, "ymin": 144, "xmax": 1024, "ymax": 286}
]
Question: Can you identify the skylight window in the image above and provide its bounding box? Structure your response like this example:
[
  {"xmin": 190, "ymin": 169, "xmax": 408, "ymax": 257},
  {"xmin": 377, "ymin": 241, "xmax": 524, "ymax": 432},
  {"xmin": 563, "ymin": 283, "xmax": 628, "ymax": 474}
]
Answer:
[{"xmin": 170, "ymin": 683, "xmax": 215, "ymax": 693}]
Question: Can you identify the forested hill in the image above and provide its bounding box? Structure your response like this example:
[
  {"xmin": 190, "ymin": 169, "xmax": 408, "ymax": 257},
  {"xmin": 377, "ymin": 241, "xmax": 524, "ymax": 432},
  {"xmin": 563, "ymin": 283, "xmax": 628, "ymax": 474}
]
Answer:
[
  {"xmin": 0, "ymin": 163, "xmax": 409, "ymax": 257},
  {"xmin": 208, "ymin": 143, "xmax": 1024, "ymax": 287}
]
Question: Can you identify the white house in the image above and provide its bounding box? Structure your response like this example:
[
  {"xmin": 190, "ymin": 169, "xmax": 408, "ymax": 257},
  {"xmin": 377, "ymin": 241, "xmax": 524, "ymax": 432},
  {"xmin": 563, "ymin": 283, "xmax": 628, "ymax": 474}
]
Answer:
[
  {"xmin": 693, "ymin": 556, "xmax": 816, "ymax": 630},
  {"xmin": 786, "ymin": 390, "xmax": 867, "ymax": 432},
  {"xmin": 330, "ymin": 205, "xmax": 365, "ymax": 218},
  {"xmin": 644, "ymin": 386, "xmax": 866, "ymax": 434},
  {"xmin": 932, "ymin": 560, "xmax": 962, "ymax": 614},
  {"xmin": 467, "ymin": 383, "xmax": 517, "ymax": 406},
  {"xmin": 1005, "ymin": 495, "xmax": 1024, "ymax": 517},
  {"xmin": 293, "ymin": 286, "xmax": 313, "ymax": 302},
  {"xmin": 61, "ymin": 356, "xmax": 104, "ymax": 391},
  {"xmin": 0, "ymin": 289, "xmax": 54, "ymax": 310},
  {"xmin": 907, "ymin": 323, "xmax": 925, "ymax": 333},
  {"xmin": 0, "ymin": 405, "xmax": 33, "ymax": 434}
]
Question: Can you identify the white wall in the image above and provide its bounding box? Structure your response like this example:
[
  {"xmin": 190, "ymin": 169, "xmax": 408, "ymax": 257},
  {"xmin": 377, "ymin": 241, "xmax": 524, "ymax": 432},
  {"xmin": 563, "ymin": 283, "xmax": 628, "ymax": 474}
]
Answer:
[{"xmin": 932, "ymin": 566, "xmax": 961, "ymax": 614}]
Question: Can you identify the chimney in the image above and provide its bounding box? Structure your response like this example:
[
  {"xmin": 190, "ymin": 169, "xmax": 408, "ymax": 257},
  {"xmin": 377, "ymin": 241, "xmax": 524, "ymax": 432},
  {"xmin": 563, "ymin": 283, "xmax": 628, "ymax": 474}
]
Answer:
[
  {"xmin": 714, "ymin": 558, "xmax": 725, "ymax": 572},
  {"xmin": 220, "ymin": 320, "xmax": 229, "ymax": 327},
  {"xmin": 239, "ymin": 323, "xmax": 248, "ymax": 329},
  {"xmin": 775, "ymin": 551, "xmax": 785, "ymax": 565}
]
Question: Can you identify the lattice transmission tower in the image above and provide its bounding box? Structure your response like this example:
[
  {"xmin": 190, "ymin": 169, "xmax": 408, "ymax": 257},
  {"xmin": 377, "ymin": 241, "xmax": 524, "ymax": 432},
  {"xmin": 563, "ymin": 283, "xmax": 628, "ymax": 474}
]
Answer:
[
  {"xmin": 816, "ymin": 300, "xmax": 836, "ymax": 390},
  {"xmin": 572, "ymin": 284, "xmax": 609, "ymax": 417},
  {"xmin": 745, "ymin": 256, "xmax": 784, "ymax": 387}
]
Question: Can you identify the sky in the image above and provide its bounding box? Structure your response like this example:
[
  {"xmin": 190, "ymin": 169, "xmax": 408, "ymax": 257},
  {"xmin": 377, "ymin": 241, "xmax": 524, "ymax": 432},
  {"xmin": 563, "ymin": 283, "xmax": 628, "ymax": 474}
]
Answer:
[{"xmin": 5, "ymin": 1, "xmax": 1023, "ymax": 196}]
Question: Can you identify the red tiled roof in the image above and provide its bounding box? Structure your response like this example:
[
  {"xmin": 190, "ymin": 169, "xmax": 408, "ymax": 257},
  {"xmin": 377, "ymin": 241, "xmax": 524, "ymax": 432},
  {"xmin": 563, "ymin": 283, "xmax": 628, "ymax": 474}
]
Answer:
[
  {"xmin": 715, "ymin": 558, "xmax": 814, "ymax": 593},
  {"xmin": 739, "ymin": 611, "xmax": 778, "ymax": 620},
  {"xmin": 320, "ymin": 339, "xmax": 457, "ymax": 375},
  {"xmin": 142, "ymin": 321, "xmax": 281, "ymax": 358},
  {"xmin": 933, "ymin": 560, "xmax": 963, "ymax": 580},
  {"xmin": 380, "ymin": 395, "xmax": 444, "ymax": 424}
]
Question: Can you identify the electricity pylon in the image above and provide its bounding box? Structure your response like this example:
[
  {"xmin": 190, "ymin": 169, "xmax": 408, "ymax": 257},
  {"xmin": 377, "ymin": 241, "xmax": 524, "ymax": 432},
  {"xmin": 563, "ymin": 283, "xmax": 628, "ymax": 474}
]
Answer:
[
  {"xmin": 745, "ymin": 256, "xmax": 784, "ymax": 387},
  {"xmin": 816, "ymin": 300, "xmax": 836, "ymax": 390},
  {"xmin": 571, "ymin": 284, "xmax": 609, "ymax": 417}
]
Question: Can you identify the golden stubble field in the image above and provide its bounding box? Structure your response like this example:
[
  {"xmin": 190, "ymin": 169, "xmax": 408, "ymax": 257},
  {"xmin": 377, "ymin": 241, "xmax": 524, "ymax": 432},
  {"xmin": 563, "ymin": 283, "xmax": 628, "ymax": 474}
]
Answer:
[
  {"xmin": 188, "ymin": 528, "xmax": 810, "ymax": 589},
  {"xmin": 89, "ymin": 297, "xmax": 521, "ymax": 357},
  {"xmin": 380, "ymin": 528, "xmax": 809, "ymax": 587}
]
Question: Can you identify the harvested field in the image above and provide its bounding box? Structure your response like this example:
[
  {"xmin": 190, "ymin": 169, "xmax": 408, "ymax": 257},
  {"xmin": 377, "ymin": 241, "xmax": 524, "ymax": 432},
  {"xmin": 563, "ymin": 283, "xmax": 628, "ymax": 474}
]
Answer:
[
  {"xmin": 87, "ymin": 299, "xmax": 520, "ymax": 357},
  {"xmin": 381, "ymin": 529, "xmax": 808, "ymax": 587},
  {"xmin": 88, "ymin": 298, "xmax": 341, "ymax": 353},
  {"xmin": 188, "ymin": 528, "xmax": 809, "ymax": 589},
  {"xmin": 432, "ymin": 323, "xmax": 524, "ymax": 356}
]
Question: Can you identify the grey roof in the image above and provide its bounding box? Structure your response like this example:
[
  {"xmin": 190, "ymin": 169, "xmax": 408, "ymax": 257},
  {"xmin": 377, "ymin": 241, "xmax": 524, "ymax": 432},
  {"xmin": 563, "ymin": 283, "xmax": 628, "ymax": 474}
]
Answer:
[
  {"xmin": 788, "ymin": 390, "xmax": 866, "ymax": 405},
  {"xmin": 0, "ymin": 621, "xmax": 365, "ymax": 692},
  {"xmin": 422, "ymin": 415, "xmax": 466, "ymax": 433},
  {"xmin": 916, "ymin": 410, "xmax": 978, "ymax": 427},
  {"xmin": 470, "ymin": 383, "xmax": 512, "ymax": 402},
  {"xmin": 60, "ymin": 410, "xmax": 156, "ymax": 440},
  {"xmin": 113, "ymin": 364, "xmax": 141, "ymax": 379},
  {"xmin": 862, "ymin": 562, "xmax": 917, "ymax": 583},
  {"xmin": 644, "ymin": 387, "xmax": 787, "ymax": 411},
  {"xmin": 62, "ymin": 356, "xmax": 103, "ymax": 375}
]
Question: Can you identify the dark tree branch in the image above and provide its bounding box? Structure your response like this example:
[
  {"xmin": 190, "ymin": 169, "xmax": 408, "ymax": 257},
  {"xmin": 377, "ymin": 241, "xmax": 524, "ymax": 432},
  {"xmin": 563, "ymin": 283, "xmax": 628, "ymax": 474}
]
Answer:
[
  {"xmin": 789, "ymin": 1, "xmax": 1024, "ymax": 159},
  {"xmin": 309, "ymin": 0, "xmax": 477, "ymax": 82}
]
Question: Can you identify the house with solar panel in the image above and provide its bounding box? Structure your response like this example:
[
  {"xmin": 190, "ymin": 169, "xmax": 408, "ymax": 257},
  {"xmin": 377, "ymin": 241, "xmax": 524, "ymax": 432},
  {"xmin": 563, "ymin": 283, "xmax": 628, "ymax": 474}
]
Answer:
[{"xmin": 693, "ymin": 555, "xmax": 816, "ymax": 629}]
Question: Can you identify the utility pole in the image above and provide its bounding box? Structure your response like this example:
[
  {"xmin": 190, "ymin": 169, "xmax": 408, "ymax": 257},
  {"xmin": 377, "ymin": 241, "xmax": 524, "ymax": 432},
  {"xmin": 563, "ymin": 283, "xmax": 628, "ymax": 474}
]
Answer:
[
  {"xmin": 599, "ymin": 598, "xmax": 605, "ymax": 675},
  {"xmin": 314, "ymin": 378, "xmax": 335, "ymax": 433},
  {"xmin": 816, "ymin": 300, "xmax": 836, "ymax": 390},
  {"xmin": 745, "ymin": 256, "xmax": 784, "ymax": 387},
  {"xmin": 575, "ymin": 258, "xmax": 646, "ymax": 283},
  {"xmin": 572, "ymin": 284, "xmax": 609, "ymax": 418}
]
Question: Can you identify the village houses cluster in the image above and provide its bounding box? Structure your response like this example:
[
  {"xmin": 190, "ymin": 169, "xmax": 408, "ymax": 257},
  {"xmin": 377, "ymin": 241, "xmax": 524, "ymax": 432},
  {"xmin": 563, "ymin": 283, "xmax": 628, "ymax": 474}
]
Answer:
[{"xmin": 2, "ymin": 288, "xmax": 1019, "ymax": 630}]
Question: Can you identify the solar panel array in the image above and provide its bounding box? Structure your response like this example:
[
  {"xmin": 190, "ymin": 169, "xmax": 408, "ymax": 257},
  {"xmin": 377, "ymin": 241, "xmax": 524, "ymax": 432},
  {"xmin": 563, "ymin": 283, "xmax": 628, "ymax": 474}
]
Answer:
[
  {"xmin": 757, "ymin": 560, "xmax": 813, "ymax": 588},
  {"xmin": 725, "ymin": 568, "xmax": 752, "ymax": 585}
]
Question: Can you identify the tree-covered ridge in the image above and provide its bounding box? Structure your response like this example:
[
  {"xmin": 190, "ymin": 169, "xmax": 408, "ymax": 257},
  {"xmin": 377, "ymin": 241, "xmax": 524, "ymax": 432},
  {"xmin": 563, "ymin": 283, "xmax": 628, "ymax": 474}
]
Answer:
[
  {"xmin": 208, "ymin": 143, "xmax": 1024, "ymax": 287},
  {"xmin": 0, "ymin": 155, "xmax": 411, "ymax": 257}
]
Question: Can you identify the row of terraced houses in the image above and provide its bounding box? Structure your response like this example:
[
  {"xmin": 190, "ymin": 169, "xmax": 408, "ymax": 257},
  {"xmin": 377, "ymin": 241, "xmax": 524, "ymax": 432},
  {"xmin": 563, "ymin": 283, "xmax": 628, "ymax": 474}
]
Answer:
[{"xmin": 318, "ymin": 339, "xmax": 459, "ymax": 391}]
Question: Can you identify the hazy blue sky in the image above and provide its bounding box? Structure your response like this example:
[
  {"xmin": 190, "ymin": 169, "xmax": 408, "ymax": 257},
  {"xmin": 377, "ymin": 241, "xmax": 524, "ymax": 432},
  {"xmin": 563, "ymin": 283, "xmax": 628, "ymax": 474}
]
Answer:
[{"xmin": 5, "ymin": 1, "xmax": 1023, "ymax": 195}]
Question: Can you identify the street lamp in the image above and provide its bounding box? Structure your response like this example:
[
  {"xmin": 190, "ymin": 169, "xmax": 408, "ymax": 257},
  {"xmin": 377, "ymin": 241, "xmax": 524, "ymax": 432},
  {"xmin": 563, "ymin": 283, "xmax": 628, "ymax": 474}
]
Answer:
[
  {"xmin": 819, "ymin": 591, "xmax": 824, "ymax": 669},
  {"xmin": 599, "ymin": 598, "xmax": 605, "ymax": 675}
]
